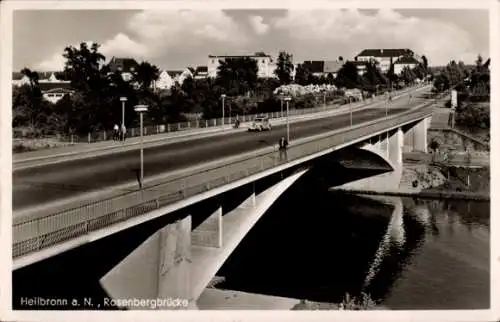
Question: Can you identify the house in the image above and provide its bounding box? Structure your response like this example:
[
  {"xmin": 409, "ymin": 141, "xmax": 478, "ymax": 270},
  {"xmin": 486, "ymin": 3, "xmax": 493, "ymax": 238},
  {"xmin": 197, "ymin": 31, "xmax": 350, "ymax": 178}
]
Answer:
[
  {"xmin": 41, "ymin": 87, "xmax": 75, "ymax": 104},
  {"xmin": 194, "ymin": 66, "xmax": 208, "ymax": 79},
  {"xmin": 324, "ymin": 60, "xmax": 344, "ymax": 78},
  {"xmin": 355, "ymin": 48, "xmax": 415, "ymax": 73},
  {"xmin": 393, "ymin": 56, "xmax": 421, "ymax": 75},
  {"xmin": 301, "ymin": 58, "xmax": 344, "ymax": 78},
  {"xmin": 38, "ymin": 76, "xmax": 74, "ymax": 104},
  {"xmin": 350, "ymin": 61, "xmax": 368, "ymax": 76},
  {"xmin": 178, "ymin": 68, "xmax": 194, "ymax": 84},
  {"xmin": 152, "ymin": 70, "xmax": 175, "ymax": 91},
  {"xmin": 107, "ymin": 57, "xmax": 139, "ymax": 82},
  {"xmin": 12, "ymin": 72, "xmax": 31, "ymax": 87},
  {"xmin": 207, "ymin": 52, "xmax": 276, "ymax": 78},
  {"xmin": 302, "ymin": 61, "xmax": 326, "ymax": 77}
]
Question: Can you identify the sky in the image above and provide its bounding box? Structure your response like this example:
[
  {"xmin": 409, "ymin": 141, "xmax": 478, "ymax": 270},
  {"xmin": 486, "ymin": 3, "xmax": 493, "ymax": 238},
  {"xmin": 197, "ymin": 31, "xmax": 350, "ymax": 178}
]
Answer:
[{"xmin": 13, "ymin": 8, "xmax": 490, "ymax": 72}]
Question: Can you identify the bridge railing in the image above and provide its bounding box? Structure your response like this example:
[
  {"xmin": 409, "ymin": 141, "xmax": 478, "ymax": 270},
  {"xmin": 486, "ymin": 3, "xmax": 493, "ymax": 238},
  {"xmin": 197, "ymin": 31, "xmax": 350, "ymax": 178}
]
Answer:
[
  {"xmin": 13, "ymin": 103, "xmax": 434, "ymax": 260},
  {"xmin": 51, "ymin": 84, "xmax": 428, "ymax": 144}
]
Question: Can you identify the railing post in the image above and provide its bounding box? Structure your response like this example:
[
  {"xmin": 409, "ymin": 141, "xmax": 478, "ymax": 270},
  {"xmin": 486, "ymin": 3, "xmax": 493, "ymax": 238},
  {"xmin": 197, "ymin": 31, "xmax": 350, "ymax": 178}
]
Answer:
[
  {"xmin": 167, "ymin": 124, "xmax": 171, "ymax": 132},
  {"xmin": 196, "ymin": 119, "xmax": 199, "ymax": 128},
  {"xmin": 205, "ymin": 120, "xmax": 208, "ymax": 128},
  {"xmin": 132, "ymin": 128, "xmax": 135, "ymax": 137},
  {"xmin": 88, "ymin": 132, "xmax": 91, "ymax": 144},
  {"xmin": 178, "ymin": 123, "xmax": 181, "ymax": 131},
  {"xmin": 36, "ymin": 219, "xmax": 41, "ymax": 251},
  {"xmin": 103, "ymin": 130, "xmax": 107, "ymax": 141}
]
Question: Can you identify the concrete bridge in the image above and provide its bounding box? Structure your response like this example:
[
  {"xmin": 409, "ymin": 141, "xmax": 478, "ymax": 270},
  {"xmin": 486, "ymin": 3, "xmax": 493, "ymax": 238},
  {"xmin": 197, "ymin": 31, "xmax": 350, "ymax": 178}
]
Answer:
[{"xmin": 13, "ymin": 103, "xmax": 433, "ymax": 309}]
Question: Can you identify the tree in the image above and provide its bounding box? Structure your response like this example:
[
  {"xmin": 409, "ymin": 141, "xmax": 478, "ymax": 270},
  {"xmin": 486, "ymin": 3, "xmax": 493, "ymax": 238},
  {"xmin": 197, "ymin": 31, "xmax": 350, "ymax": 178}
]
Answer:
[
  {"xmin": 294, "ymin": 63, "xmax": 310, "ymax": 86},
  {"xmin": 274, "ymin": 51, "xmax": 294, "ymax": 85},
  {"xmin": 62, "ymin": 42, "xmax": 106, "ymax": 95},
  {"xmin": 215, "ymin": 57, "xmax": 258, "ymax": 96},
  {"xmin": 14, "ymin": 68, "xmax": 51, "ymax": 133},
  {"xmin": 335, "ymin": 61, "xmax": 360, "ymax": 89},
  {"xmin": 133, "ymin": 61, "xmax": 161, "ymax": 94},
  {"xmin": 401, "ymin": 66, "xmax": 417, "ymax": 85},
  {"xmin": 421, "ymin": 55, "xmax": 428, "ymax": 71}
]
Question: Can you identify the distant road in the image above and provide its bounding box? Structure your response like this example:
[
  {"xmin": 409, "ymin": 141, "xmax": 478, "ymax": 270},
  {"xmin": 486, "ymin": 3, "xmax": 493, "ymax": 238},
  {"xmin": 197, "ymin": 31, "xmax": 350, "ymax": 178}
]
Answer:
[{"xmin": 13, "ymin": 90, "xmax": 429, "ymax": 212}]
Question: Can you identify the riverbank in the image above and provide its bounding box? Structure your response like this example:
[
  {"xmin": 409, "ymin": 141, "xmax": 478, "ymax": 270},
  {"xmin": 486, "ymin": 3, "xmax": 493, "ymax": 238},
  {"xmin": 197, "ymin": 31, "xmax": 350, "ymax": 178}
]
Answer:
[
  {"xmin": 330, "ymin": 161, "xmax": 490, "ymax": 201},
  {"xmin": 329, "ymin": 187, "xmax": 489, "ymax": 201}
]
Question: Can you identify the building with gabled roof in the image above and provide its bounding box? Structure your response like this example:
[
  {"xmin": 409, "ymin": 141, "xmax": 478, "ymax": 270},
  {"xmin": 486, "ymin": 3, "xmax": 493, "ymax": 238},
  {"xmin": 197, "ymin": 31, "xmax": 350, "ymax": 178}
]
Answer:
[
  {"xmin": 393, "ymin": 56, "xmax": 421, "ymax": 75},
  {"xmin": 194, "ymin": 66, "xmax": 208, "ymax": 79},
  {"xmin": 207, "ymin": 52, "xmax": 276, "ymax": 78},
  {"xmin": 355, "ymin": 48, "xmax": 415, "ymax": 73}
]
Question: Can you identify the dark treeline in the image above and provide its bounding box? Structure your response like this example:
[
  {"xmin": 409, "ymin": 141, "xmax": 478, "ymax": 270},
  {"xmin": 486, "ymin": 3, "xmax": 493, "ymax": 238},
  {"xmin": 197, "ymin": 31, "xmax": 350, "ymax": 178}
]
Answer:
[
  {"xmin": 13, "ymin": 43, "xmax": 431, "ymax": 137},
  {"xmin": 431, "ymin": 55, "xmax": 490, "ymax": 132}
]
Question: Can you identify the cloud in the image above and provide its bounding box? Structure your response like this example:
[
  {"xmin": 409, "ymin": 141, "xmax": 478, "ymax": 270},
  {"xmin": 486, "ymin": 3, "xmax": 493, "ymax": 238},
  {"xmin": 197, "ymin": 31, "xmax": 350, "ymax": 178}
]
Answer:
[
  {"xmin": 273, "ymin": 9, "xmax": 482, "ymax": 65},
  {"xmin": 249, "ymin": 16, "xmax": 269, "ymax": 35},
  {"xmin": 101, "ymin": 33, "xmax": 148, "ymax": 58},
  {"xmin": 37, "ymin": 53, "xmax": 66, "ymax": 71},
  {"xmin": 35, "ymin": 10, "xmax": 248, "ymax": 70}
]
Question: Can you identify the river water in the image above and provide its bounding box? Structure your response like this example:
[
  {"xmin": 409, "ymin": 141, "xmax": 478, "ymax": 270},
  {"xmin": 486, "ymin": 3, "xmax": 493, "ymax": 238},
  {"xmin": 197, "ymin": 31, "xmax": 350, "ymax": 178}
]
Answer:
[{"xmin": 215, "ymin": 174, "xmax": 490, "ymax": 310}]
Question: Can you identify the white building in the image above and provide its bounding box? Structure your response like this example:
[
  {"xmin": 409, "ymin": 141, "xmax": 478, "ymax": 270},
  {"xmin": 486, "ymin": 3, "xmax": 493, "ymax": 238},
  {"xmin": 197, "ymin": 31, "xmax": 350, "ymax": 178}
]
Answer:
[
  {"xmin": 42, "ymin": 87, "xmax": 74, "ymax": 104},
  {"xmin": 152, "ymin": 70, "xmax": 175, "ymax": 91},
  {"xmin": 355, "ymin": 48, "xmax": 415, "ymax": 73},
  {"xmin": 207, "ymin": 53, "xmax": 276, "ymax": 78},
  {"xmin": 393, "ymin": 56, "xmax": 421, "ymax": 75}
]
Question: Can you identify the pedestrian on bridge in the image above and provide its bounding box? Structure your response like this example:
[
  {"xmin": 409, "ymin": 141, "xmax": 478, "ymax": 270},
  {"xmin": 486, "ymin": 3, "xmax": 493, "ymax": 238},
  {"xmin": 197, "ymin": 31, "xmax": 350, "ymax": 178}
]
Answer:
[
  {"xmin": 278, "ymin": 136, "xmax": 288, "ymax": 162},
  {"xmin": 121, "ymin": 124, "xmax": 127, "ymax": 142},
  {"xmin": 113, "ymin": 124, "xmax": 119, "ymax": 141}
]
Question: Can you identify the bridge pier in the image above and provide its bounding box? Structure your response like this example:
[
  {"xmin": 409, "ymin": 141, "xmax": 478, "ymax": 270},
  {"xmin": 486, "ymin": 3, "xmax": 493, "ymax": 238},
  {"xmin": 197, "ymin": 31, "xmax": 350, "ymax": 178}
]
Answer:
[
  {"xmin": 404, "ymin": 117, "xmax": 430, "ymax": 153},
  {"xmin": 192, "ymin": 207, "xmax": 223, "ymax": 248},
  {"xmin": 100, "ymin": 215, "xmax": 195, "ymax": 310},
  {"xmin": 99, "ymin": 170, "xmax": 307, "ymax": 310}
]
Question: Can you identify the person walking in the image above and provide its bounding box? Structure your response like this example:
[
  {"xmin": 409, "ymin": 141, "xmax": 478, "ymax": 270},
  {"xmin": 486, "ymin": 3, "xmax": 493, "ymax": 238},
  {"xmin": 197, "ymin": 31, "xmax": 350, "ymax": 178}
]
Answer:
[
  {"xmin": 278, "ymin": 136, "xmax": 288, "ymax": 162},
  {"xmin": 121, "ymin": 124, "xmax": 127, "ymax": 142},
  {"xmin": 113, "ymin": 124, "xmax": 119, "ymax": 141}
]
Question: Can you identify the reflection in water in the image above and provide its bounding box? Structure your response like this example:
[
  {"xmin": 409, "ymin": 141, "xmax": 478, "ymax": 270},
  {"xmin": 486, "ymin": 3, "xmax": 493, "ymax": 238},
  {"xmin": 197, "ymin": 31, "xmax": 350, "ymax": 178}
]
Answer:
[
  {"xmin": 362, "ymin": 196, "xmax": 405, "ymax": 289},
  {"xmin": 360, "ymin": 196, "xmax": 490, "ymax": 309}
]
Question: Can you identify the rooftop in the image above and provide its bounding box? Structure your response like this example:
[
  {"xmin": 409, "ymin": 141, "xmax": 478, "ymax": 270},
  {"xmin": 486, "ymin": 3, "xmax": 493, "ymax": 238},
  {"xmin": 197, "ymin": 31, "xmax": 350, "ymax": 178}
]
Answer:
[
  {"xmin": 108, "ymin": 57, "xmax": 139, "ymax": 73},
  {"xmin": 394, "ymin": 56, "xmax": 420, "ymax": 64},
  {"xmin": 356, "ymin": 48, "xmax": 413, "ymax": 58}
]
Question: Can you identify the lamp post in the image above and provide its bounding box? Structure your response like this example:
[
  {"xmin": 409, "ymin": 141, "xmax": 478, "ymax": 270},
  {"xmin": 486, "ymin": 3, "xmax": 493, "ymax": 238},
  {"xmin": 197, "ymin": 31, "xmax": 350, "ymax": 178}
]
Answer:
[
  {"xmin": 134, "ymin": 104, "xmax": 149, "ymax": 188},
  {"xmin": 221, "ymin": 94, "xmax": 226, "ymax": 126},
  {"xmin": 280, "ymin": 96, "xmax": 284, "ymax": 118},
  {"xmin": 284, "ymin": 96, "xmax": 291, "ymax": 142},
  {"xmin": 120, "ymin": 97, "xmax": 127, "ymax": 130},
  {"xmin": 349, "ymin": 96, "xmax": 353, "ymax": 127}
]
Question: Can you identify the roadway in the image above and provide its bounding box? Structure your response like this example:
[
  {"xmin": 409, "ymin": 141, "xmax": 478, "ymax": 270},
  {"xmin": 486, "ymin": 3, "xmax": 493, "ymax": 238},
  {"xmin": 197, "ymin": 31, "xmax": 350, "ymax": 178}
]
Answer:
[{"xmin": 13, "ymin": 91, "xmax": 430, "ymax": 212}]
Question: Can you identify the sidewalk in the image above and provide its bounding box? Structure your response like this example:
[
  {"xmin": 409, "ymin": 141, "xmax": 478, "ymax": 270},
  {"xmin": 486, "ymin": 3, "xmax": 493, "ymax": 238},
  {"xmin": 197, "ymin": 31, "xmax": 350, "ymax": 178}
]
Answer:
[{"xmin": 13, "ymin": 85, "xmax": 430, "ymax": 165}]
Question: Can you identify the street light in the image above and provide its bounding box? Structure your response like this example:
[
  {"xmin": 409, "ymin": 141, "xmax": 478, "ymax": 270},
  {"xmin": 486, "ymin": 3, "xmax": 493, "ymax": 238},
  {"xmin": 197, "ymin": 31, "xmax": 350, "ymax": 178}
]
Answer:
[
  {"xmin": 280, "ymin": 95, "xmax": 284, "ymax": 118},
  {"xmin": 220, "ymin": 94, "xmax": 226, "ymax": 126},
  {"xmin": 284, "ymin": 96, "xmax": 292, "ymax": 142},
  {"xmin": 120, "ymin": 97, "xmax": 127, "ymax": 130},
  {"xmin": 134, "ymin": 104, "xmax": 149, "ymax": 188},
  {"xmin": 349, "ymin": 96, "xmax": 353, "ymax": 127}
]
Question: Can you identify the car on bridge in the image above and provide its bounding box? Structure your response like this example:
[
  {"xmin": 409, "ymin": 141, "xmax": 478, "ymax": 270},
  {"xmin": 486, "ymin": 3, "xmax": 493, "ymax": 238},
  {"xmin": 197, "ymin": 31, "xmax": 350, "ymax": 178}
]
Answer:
[{"xmin": 248, "ymin": 115, "xmax": 272, "ymax": 132}]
